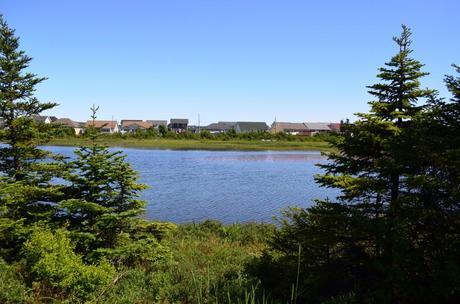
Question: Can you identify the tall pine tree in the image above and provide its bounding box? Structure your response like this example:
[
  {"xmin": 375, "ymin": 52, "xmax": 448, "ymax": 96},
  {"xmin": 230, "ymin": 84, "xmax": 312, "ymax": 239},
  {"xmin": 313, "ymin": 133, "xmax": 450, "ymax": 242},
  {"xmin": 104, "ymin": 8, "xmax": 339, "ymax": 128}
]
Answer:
[
  {"xmin": 260, "ymin": 26, "xmax": 453, "ymax": 303},
  {"xmin": 0, "ymin": 15, "xmax": 64, "ymax": 259}
]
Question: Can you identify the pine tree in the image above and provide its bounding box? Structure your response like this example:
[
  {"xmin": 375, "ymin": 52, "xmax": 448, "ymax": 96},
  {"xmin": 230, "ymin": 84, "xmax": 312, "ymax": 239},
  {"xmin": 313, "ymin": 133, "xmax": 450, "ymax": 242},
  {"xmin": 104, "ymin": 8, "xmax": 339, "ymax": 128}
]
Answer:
[
  {"xmin": 0, "ymin": 15, "xmax": 64, "ymax": 259},
  {"xmin": 262, "ymin": 26, "xmax": 448, "ymax": 303},
  {"xmin": 315, "ymin": 25, "xmax": 439, "ymax": 301},
  {"xmin": 58, "ymin": 105, "xmax": 152, "ymax": 263}
]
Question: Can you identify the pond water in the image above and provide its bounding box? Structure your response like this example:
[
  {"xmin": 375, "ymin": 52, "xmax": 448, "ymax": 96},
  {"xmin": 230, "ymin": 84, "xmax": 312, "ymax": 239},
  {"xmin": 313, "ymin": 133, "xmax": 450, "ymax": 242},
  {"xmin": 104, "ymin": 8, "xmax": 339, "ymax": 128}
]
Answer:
[{"xmin": 47, "ymin": 147, "xmax": 339, "ymax": 224}]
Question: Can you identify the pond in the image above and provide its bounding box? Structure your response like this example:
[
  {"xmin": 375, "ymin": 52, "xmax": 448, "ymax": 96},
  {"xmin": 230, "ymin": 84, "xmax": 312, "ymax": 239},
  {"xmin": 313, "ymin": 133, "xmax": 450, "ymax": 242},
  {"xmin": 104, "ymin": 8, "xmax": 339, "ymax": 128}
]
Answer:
[{"xmin": 47, "ymin": 147, "xmax": 339, "ymax": 223}]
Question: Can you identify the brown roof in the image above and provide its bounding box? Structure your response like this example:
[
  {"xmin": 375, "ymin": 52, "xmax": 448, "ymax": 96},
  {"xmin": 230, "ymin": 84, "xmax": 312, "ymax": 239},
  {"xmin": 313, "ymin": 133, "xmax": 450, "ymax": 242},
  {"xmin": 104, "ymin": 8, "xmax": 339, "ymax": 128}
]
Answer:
[
  {"xmin": 328, "ymin": 123, "xmax": 341, "ymax": 132},
  {"xmin": 205, "ymin": 121, "xmax": 236, "ymax": 131},
  {"xmin": 54, "ymin": 118, "xmax": 82, "ymax": 128},
  {"xmin": 85, "ymin": 120, "xmax": 118, "ymax": 129},
  {"xmin": 121, "ymin": 120, "xmax": 153, "ymax": 129},
  {"xmin": 271, "ymin": 122, "xmax": 308, "ymax": 132}
]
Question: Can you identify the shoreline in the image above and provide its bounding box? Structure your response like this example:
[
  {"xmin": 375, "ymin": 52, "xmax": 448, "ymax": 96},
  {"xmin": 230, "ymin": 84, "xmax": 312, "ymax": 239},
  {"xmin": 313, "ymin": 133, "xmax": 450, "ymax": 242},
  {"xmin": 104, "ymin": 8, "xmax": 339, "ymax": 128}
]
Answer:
[{"xmin": 48, "ymin": 138, "xmax": 333, "ymax": 152}]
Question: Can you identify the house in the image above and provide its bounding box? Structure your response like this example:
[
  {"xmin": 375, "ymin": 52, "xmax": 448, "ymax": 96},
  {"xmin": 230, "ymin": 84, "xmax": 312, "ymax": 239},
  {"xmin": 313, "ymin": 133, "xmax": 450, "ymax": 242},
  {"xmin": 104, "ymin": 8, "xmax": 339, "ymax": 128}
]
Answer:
[
  {"xmin": 53, "ymin": 118, "xmax": 84, "ymax": 135},
  {"xmin": 304, "ymin": 122, "xmax": 332, "ymax": 136},
  {"xmin": 204, "ymin": 121, "xmax": 236, "ymax": 134},
  {"xmin": 328, "ymin": 122, "xmax": 342, "ymax": 133},
  {"xmin": 33, "ymin": 115, "xmax": 58, "ymax": 124},
  {"xmin": 147, "ymin": 120, "xmax": 168, "ymax": 129},
  {"xmin": 169, "ymin": 118, "xmax": 188, "ymax": 133},
  {"xmin": 270, "ymin": 122, "xmax": 309, "ymax": 135},
  {"xmin": 85, "ymin": 120, "xmax": 119, "ymax": 134},
  {"xmin": 234, "ymin": 121, "xmax": 269, "ymax": 133},
  {"xmin": 188, "ymin": 125, "xmax": 200, "ymax": 134},
  {"xmin": 120, "ymin": 120, "xmax": 153, "ymax": 133}
]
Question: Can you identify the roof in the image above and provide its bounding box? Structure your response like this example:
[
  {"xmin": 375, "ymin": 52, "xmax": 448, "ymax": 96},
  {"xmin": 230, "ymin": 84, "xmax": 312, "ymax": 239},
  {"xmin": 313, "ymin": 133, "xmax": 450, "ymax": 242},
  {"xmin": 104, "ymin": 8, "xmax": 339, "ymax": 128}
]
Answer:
[
  {"xmin": 170, "ymin": 118, "xmax": 189, "ymax": 124},
  {"xmin": 328, "ymin": 123, "xmax": 341, "ymax": 132},
  {"xmin": 121, "ymin": 120, "xmax": 153, "ymax": 129},
  {"xmin": 304, "ymin": 122, "xmax": 331, "ymax": 131},
  {"xmin": 271, "ymin": 122, "xmax": 308, "ymax": 132},
  {"xmin": 54, "ymin": 118, "xmax": 82, "ymax": 128},
  {"xmin": 121, "ymin": 119, "xmax": 142, "ymax": 125},
  {"xmin": 32, "ymin": 115, "xmax": 57, "ymax": 123},
  {"xmin": 236, "ymin": 121, "xmax": 269, "ymax": 132},
  {"xmin": 147, "ymin": 120, "xmax": 168, "ymax": 126},
  {"xmin": 205, "ymin": 121, "xmax": 236, "ymax": 131},
  {"xmin": 85, "ymin": 120, "xmax": 118, "ymax": 129}
]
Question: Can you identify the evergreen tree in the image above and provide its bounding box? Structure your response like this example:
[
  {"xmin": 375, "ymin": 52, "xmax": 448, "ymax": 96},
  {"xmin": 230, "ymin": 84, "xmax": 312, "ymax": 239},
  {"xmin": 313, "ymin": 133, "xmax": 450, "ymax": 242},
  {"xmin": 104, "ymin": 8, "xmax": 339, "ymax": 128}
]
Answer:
[
  {"xmin": 315, "ymin": 25, "xmax": 436, "ymax": 301},
  {"xmin": 58, "ymin": 105, "xmax": 155, "ymax": 264},
  {"xmin": 0, "ymin": 15, "xmax": 64, "ymax": 259},
  {"xmin": 260, "ymin": 26, "xmax": 458, "ymax": 303}
]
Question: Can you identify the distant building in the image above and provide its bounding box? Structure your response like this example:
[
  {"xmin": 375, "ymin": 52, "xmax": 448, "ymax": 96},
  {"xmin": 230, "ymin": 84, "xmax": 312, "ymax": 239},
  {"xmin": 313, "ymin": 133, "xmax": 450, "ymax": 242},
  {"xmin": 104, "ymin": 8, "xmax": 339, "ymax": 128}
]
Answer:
[
  {"xmin": 270, "ymin": 122, "xmax": 309, "ymax": 135},
  {"xmin": 53, "ymin": 118, "xmax": 84, "ymax": 135},
  {"xmin": 147, "ymin": 120, "xmax": 168, "ymax": 129},
  {"xmin": 304, "ymin": 122, "xmax": 332, "ymax": 136},
  {"xmin": 169, "ymin": 118, "xmax": 188, "ymax": 133},
  {"xmin": 188, "ymin": 125, "xmax": 200, "ymax": 134},
  {"xmin": 204, "ymin": 121, "xmax": 236, "ymax": 134},
  {"xmin": 120, "ymin": 120, "xmax": 153, "ymax": 133},
  {"xmin": 328, "ymin": 122, "xmax": 342, "ymax": 133},
  {"xmin": 33, "ymin": 115, "xmax": 58, "ymax": 124},
  {"xmin": 235, "ymin": 121, "xmax": 269, "ymax": 133},
  {"xmin": 85, "ymin": 120, "xmax": 119, "ymax": 134}
]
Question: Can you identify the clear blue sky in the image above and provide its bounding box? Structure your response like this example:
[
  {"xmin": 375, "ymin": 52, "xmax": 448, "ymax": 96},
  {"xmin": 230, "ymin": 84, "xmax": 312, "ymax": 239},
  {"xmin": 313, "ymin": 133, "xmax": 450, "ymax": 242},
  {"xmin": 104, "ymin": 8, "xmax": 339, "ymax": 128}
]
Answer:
[{"xmin": 2, "ymin": 0, "xmax": 459, "ymax": 125}]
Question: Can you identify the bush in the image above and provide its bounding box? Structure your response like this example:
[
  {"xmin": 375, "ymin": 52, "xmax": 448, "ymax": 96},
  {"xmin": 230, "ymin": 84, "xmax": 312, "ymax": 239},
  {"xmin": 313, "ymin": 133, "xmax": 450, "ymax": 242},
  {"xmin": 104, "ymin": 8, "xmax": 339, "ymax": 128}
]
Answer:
[
  {"xmin": 23, "ymin": 226, "xmax": 116, "ymax": 301},
  {"xmin": 0, "ymin": 259, "xmax": 30, "ymax": 304}
]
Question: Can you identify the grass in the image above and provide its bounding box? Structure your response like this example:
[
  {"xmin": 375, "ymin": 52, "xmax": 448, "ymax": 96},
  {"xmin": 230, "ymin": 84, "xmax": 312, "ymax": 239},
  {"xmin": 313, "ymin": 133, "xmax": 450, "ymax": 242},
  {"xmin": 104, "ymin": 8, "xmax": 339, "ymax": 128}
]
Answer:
[
  {"xmin": 97, "ymin": 220, "xmax": 279, "ymax": 304},
  {"xmin": 49, "ymin": 137, "xmax": 333, "ymax": 152}
]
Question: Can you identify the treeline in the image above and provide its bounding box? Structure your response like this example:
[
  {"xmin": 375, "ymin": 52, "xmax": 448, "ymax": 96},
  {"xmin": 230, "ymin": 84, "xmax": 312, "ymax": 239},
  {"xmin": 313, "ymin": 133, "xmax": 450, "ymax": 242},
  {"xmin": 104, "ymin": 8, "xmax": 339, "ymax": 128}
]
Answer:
[
  {"xmin": 54, "ymin": 125, "xmax": 329, "ymax": 142},
  {"xmin": 1, "ymin": 14, "xmax": 459, "ymax": 304}
]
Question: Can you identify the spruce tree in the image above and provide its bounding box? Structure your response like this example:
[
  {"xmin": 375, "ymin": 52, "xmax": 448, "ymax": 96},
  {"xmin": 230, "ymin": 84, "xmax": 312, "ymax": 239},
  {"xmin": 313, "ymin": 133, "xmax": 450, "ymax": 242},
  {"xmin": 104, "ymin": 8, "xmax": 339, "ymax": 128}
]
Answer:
[
  {"xmin": 0, "ymin": 15, "xmax": 64, "ymax": 258},
  {"xmin": 262, "ymin": 26, "xmax": 448, "ymax": 303},
  {"xmin": 315, "ymin": 25, "xmax": 437, "ymax": 302},
  {"xmin": 58, "ymin": 106, "xmax": 153, "ymax": 264}
]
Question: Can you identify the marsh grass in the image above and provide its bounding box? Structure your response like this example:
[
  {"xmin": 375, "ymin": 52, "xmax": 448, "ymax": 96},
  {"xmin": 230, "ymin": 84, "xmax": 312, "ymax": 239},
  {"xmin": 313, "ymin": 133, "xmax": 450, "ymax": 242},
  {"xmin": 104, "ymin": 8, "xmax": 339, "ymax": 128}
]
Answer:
[
  {"xmin": 94, "ymin": 220, "xmax": 279, "ymax": 304},
  {"xmin": 49, "ymin": 137, "xmax": 333, "ymax": 152}
]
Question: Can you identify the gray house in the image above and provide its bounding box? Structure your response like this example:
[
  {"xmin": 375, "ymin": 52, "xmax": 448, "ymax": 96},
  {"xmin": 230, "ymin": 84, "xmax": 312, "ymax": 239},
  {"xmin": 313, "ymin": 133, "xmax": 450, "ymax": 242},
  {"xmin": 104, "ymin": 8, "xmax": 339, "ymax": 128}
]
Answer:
[
  {"xmin": 235, "ymin": 121, "xmax": 269, "ymax": 133},
  {"xmin": 270, "ymin": 122, "xmax": 309, "ymax": 135},
  {"xmin": 169, "ymin": 118, "xmax": 188, "ymax": 133},
  {"xmin": 304, "ymin": 122, "xmax": 332, "ymax": 136},
  {"xmin": 147, "ymin": 120, "xmax": 168, "ymax": 129}
]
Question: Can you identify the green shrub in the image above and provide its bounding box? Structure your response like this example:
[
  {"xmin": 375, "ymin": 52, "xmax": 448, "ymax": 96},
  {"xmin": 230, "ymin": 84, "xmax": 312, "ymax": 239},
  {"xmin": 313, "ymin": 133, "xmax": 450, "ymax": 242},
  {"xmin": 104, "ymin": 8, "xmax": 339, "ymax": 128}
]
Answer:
[
  {"xmin": 23, "ymin": 226, "xmax": 116, "ymax": 301},
  {"xmin": 0, "ymin": 259, "xmax": 30, "ymax": 304}
]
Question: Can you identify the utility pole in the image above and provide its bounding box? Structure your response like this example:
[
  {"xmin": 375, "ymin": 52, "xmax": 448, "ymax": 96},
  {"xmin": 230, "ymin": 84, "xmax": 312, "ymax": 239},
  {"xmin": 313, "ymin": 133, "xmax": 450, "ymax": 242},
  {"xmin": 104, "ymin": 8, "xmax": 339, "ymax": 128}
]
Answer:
[{"xmin": 198, "ymin": 113, "xmax": 201, "ymax": 133}]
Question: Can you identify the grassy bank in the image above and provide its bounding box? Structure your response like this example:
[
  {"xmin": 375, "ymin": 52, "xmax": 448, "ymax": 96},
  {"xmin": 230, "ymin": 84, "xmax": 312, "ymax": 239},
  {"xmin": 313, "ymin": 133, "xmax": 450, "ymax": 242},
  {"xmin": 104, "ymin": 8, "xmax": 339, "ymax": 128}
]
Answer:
[{"xmin": 49, "ymin": 137, "xmax": 333, "ymax": 152}]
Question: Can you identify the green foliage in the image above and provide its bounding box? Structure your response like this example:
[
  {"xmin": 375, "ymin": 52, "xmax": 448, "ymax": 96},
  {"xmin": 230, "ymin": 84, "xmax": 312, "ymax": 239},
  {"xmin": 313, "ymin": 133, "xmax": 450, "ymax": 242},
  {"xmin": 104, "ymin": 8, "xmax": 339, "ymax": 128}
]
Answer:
[
  {"xmin": 55, "ymin": 106, "xmax": 151, "ymax": 264},
  {"xmin": 0, "ymin": 14, "xmax": 65, "ymax": 261},
  {"xmin": 22, "ymin": 226, "xmax": 115, "ymax": 302},
  {"xmin": 259, "ymin": 26, "xmax": 460, "ymax": 303},
  {"xmin": 0, "ymin": 258, "xmax": 30, "ymax": 303}
]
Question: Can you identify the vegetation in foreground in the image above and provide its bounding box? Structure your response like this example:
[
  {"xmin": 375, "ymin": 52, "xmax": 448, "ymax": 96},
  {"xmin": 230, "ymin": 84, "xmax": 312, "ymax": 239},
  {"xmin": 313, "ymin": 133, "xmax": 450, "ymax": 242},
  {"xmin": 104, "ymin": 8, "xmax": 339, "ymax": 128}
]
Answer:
[{"xmin": 0, "ymin": 15, "xmax": 459, "ymax": 304}]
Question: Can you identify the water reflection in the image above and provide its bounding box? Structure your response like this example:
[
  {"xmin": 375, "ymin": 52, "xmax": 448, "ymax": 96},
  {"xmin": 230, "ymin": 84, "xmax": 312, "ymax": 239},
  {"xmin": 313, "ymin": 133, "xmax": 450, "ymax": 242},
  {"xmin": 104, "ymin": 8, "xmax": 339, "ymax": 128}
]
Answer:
[{"xmin": 204, "ymin": 153, "xmax": 325, "ymax": 162}]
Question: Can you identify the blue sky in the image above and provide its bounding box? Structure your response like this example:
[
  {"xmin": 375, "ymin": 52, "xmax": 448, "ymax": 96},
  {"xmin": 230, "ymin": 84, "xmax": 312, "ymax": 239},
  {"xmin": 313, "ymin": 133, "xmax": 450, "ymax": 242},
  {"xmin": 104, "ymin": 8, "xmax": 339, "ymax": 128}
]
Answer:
[{"xmin": 2, "ymin": 0, "xmax": 459, "ymax": 125}]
